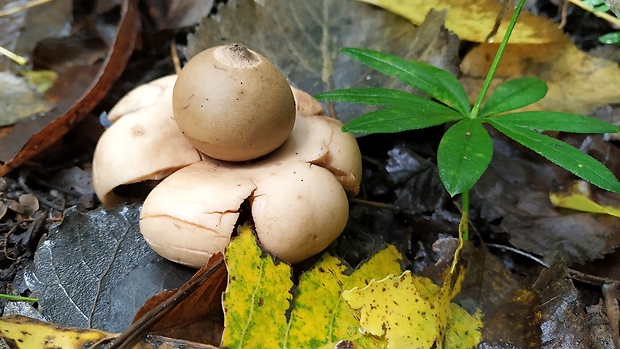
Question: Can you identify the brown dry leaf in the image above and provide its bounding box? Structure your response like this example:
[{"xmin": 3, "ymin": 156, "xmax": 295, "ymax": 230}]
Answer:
[
  {"xmin": 459, "ymin": 244, "xmax": 542, "ymax": 348},
  {"xmin": 132, "ymin": 254, "xmax": 227, "ymax": 346},
  {"xmin": 357, "ymin": 0, "xmax": 567, "ymax": 44},
  {"xmin": 0, "ymin": 0, "xmax": 140, "ymax": 176},
  {"xmin": 460, "ymin": 42, "xmax": 620, "ymax": 115}
]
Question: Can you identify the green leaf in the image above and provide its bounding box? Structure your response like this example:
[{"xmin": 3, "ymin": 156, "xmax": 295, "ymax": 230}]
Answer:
[
  {"xmin": 599, "ymin": 31, "xmax": 620, "ymax": 44},
  {"xmin": 487, "ymin": 111, "xmax": 620, "ymax": 133},
  {"xmin": 488, "ymin": 121, "xmax": 620, "ymax": 193},
  {"xmin": 342, "ymin": 106, "xmax": 462, "ymax": 134},
  {"xmin": 438, "ymin": 119, "xmax": 493, "ymax": 196},
  {"xmin": 315, "ymin": 88, "xmax": 435, "ymax": 108},
  {"xmin": 479, "ymin": 78, "xmax": 547, "ymax": 117},
  {"xmin": 342, "ymin": 48, "xmax": 471, "ymax": 115}
]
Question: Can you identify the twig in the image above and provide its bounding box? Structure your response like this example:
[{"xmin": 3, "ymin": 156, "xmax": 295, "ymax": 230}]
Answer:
[
  {"xmin": 348, "ymin": 197, "xmax": 401, "ymax": 211},
  {"xmin": 486, "ymin": 242, "xmax": 620, "ymax": 286},
  {"xmin": 170, "ymin": 41, "xmax": 182, "ymax": 75},
  {"xmin": 485, "ymin": 243, "xmax": 550, "ymax": 267}
]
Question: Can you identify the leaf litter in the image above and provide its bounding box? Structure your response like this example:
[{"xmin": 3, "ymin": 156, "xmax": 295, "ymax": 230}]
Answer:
[
  {"xmin": 222, "ymin": 224, "xmax": 481, "ymax": 349},
  {"xmin": 3, "ymin": 0, "xmax": 620, "ymax": 348}
]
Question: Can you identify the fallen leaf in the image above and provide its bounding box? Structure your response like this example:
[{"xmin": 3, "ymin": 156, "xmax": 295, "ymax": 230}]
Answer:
[
  {"xmin": 0, "ymin": 315, "xmax": 219, "ymax": 349},
  {"xmin": 0, "ymin": 0, "xmax": 140, "ymax": 176},
  {"xmin": 132, "ymin": 254, "xmax": 227, "ymax": 345},
  {"xmin": 460, "ymin": 42, "xmax": 620, "ymax": 115},
  {"xmin": 343, "ymin": 272, "xmax": 437, "ymax": 348},
  {"xmin": 0, "ymin": 71, "xmax": 53, "ymax": 126},
  {"xmin": 356, "ymin": 0, "xmax": 567, "ymax": 44},
  {"xmin": 142, "ymin": 0, "xmax": 216, "ymax": 30},
  {"xmin": 222, "ymin": 225, "xmax": 405, "ymax": 348},
  {"xmin": 221, "ymin": 224, "xmax": 294, "ymax": 349},
  {"xmin": 0, "ymin": 0, "xmax": 73, "ymax": 70},
  {"xmin": 25, "ymin": 205, "xmax": 195, "ymax": 332},
  {"xmin": 550, "ymin": 180, "xmax": 620, "ymax": 217},
  {"xmin": 532, "ymin": 260, "xmax": 596, "ymax": 348},
  {"xmin": 474, "ymin": 146, "xmax": 620, "ymax": 264},
  {"xmin": 342, "ymin": 271, "xmax": 482, "ymax": 349},
  {"xmin": 458, "ymin": 243, "xmax": 542, "ymax": 347},
  {"xmin": 285, "ymin": 245, "xmax": 402, "ymax": 348},
  {"xmin": 185, "ymin": 0, "xmax": 460, "ymax": 123}
]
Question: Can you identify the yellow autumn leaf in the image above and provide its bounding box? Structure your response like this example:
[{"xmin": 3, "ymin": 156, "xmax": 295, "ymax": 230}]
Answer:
[
  {"xmin": 357, "ymin": 0, "xmax": 567, "ymax": 44},
  {"xmin": 0, "ymin": 315, "xmax": 218, "ymax": 349},
  {"xmin": 343, "ymin": 211, "xmax": 481, "ymax": 349},
  {"xmin": 342, "ymin": 271, "xmax": 482, "ymax": 349},
  {"xmin": 343, "ymin": 271, "xmax": 438, "ymax": 348},
  {"xmin": 550, "ymin": 181, "xmax": 620, "ymax": 217},
  {"xmin": 221, "ymin": 224, "xmax": 294, "ymax": 349},
  {"xmin": 222, "ymin": 224, "xmax": 404, "ymax": 349},
  {"xmin": 460, "ymin": 42, "xmax": 620, "ymax": 115},
  {"xmin": 285, "ymin": 246, "xmax": 402, "ymax": 348}
]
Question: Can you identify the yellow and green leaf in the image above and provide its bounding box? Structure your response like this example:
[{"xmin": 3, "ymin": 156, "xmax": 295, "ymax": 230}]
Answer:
[{"xmin": 222, "ymin": 225, "xmax": 294, "ymax": 349}]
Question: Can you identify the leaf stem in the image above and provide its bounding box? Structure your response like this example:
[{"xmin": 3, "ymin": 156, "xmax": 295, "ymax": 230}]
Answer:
[
  {"xmin": 0, "ymin": 294, "xmax": 37, "ymax": 302},
  {"xmin": 470, "ymin": 0, "xmax": 527, "ymax": 118},
  {"xmin": 460, "ymin": 190, "xmax": 469, "ymax": 241}
]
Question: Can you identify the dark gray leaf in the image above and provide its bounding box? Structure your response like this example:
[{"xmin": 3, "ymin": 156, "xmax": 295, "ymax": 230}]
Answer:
[
  {"xmin": 474, "ymin": 149, "xmax": 620, "ymax": 264},
  {"xmin": 533, "ymin": 261, "xmax": 594, "ymax": 348},
  {"xmin": 186, "ymin": 0, "xmax": 459, "ymax": 123},
  {"xmin": 24, "ymin": 205, "xmax": 195, "ymax": 332}
]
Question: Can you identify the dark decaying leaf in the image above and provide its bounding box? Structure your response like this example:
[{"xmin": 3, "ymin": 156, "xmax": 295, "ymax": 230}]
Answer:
[
  {"xmin": 24, "ymin": 205, "xmax": 195, "ymax": 332},
  {"xmin": 474, "ymin": 146, "xmax": 620, "ymax": 264},
  {"xmin": 586, "ymin": 302, "xmax": 617, "ymax": 348},
  {"xmin": 132, "ymin": 255, "xmax": 227, "ymax": 345},
  {"xmin": 185, "ymin": 1, "xmax": 459, "ymax": 123},
  {"xmin": 143, "ymin": 0, "xmax": 215, "ymax": 30},
  {"xmin": 0, "ymin": 0, "xmax": 140, "ymax": 176},
  {"xmin": 458, "ymin": 244, "xmax": 542, "ymax": 348},
  {"xmin": 0, "ymin": 0, "xmax": 73, "ymax": 71},
  {"xmin": 532, "ymin": 260, "xmax": 594, "ymax": 348}
]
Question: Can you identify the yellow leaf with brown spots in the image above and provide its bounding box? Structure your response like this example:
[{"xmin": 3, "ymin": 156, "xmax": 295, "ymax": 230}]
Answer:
[
  {"xmin": 0, "ymin": 315, "xmax": 218, "ymax": 349},
  {"xmin": 342, "ymin": 271, "xmax": 482, "ymax": 349}
]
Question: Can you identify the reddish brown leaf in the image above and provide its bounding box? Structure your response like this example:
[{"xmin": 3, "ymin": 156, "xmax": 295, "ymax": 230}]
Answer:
[
  {"xmin": 132, "ymin": 254, "xmax": 228, "ymax": 346},
  {"xmin": 0, "ymin": 0, "xmax": 140, "ymax": 176}
]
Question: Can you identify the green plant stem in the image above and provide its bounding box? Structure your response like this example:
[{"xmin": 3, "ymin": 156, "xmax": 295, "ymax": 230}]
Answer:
[
  {"xmin": 470, "ymin": 0, "xmax": 527, "ymax": 118},
  {"xmin": 461, "ymin": 190, "xmax": 469, "ymax": 241},
  {"xmin": 0, "ymin": 294, "xmax": 37, "ymax": 302}
]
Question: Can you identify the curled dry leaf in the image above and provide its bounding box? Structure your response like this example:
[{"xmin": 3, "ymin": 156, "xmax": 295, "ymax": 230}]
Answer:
[{"xmin": 0, "ymin": 0, "xmax": 140, "ymax": 176}]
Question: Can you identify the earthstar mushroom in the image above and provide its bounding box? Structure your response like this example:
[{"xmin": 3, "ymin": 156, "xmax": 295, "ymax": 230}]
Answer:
[{"xmin": 92, "ymin": 44, "xmax": 362, "ymax": 266}]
